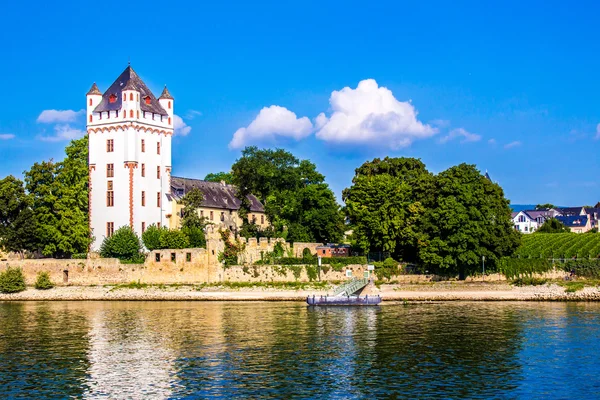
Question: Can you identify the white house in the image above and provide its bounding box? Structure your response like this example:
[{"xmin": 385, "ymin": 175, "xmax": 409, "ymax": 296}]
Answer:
[
  {"xmin": 87, "ymin": 65, "xmax": 174, "ymax": 251},
  {"xmin": 511, "ymin": 211, "xmax": 539, "ymax": 233}
]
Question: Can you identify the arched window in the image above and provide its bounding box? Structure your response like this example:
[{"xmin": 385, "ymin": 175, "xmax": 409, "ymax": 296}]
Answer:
[
  {"xmin": 123, "ymin": 93, "xmax": 126, "ymax": 101},
  {"xmin": 89, "ymin": 98, "xmax": 92, "ymax": 106},
  {"xmin": 109, "ymin": 94, "xmax": 117, "ymax": 103},
  {"xmin": 168, "ymin": 101, "xmax": 171, "ymax": 109},
  {"xmin": 136, "ymin": 110, "xmax": 139, "ymax": 119},
  {"xmin": 130, "ymin": 110, "xmax": 134, "ymax": 118},
  {"xmin": 89, "ymin": 115, "xmax": 92, "ymax": 123},
  {"xmin": 168, "ymin": 117, "xmax": 171, "ymax": 125},
  {"xmin": 130, "ymin": 93, "xmax": 133, "ymax": 101}
]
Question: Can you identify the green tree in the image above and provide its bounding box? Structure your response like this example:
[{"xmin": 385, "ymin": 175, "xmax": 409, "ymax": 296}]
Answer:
[
  {"xmin": 419, "ymin": 163, "xmax": 521, "ymax": 279},
  {"xmin": 537, "ymin": 218, "xmax": 570, "ymax": 233},
  {"xmin": 179, "ymin": 188, "xmax": 207, "ymax": 247},
  {"xmin": 34, "ymin": 271, "xmax": 54, "ymax": 290},
  {"xmin": 99, "ymin": 226, "xmax": 143, "ymax": 262},
  {"xmin": 142, "ymin": 224, "xmax": 164, "ymax": 250},
  {"xmin": 0, "ymin": 176, "xmax": 38, "ymax": 256},
  {"xmin": 159, "ymin": 229, "xmax": 190, "ymax": 249},
  {"xmin": 24, "ymin": 137, "xmax": 91, "ymax": 257},
  {"xmin": 343, "ymin": 157, "xmax": 433, "ymax": 260},
  {"xmin": 232, "ymin": 147, "xmax": 343, "ymax": 243},
  {"xmin": 535, "ymin": 203, "xmax": 555, "ymax": 210},
  {"xmin": 0, "ymin": 267, "xmax": 27, "ymax": 293},
  {"xmin": 204, "ymin": 172, "xmax": 233, "ymax": 184}
]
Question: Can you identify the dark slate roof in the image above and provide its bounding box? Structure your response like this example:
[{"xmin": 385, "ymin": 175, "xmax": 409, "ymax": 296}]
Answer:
[
  {"xmin": 159, "ymin": 86, "xmax": 174, "ymax": 100},
  {"xmin": 556, "ymin": 207, "xmax": 585, "ymax": 216},
  {"xmin": 93, "ymin": 66, "xmax": 168, "ymax": 116},
  {"xmin": 87, "ymin": 83, "xmax": 102, "ymax": 96},
  {"xmin": 170, "ymin": 176, "xmax": 265, "ymax": 212},
  {"xmin": 556, "ymin": 215, "xmax": 588, "ymax": 228},
  {"xmin": 585, "ymin": 207, "xmax": 600, "ymax": 216}
]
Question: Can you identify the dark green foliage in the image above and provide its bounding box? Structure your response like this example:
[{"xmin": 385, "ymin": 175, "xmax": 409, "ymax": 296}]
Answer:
[
  {"xmin": 535, "ymin": 204, "xmax": 555, "ymax": 210},
  {"xmin": 180, "ymin": 188, "xmax": 207, "ymax": 229},
  {"xmin": 159, "ymin": 229, "xmax": 190, "ymax": 249},
  {"xmin": 34, "ymin": 271, "xmax": 54, "ymax": 290},
  {"xmin": 373, "ymin": 257, "xmax": 401, "ymax": 280},
  {"xmin": 305, "ymin": 265, "xmax": 318, "ymax": 281},
  {"xmin": 218, "ymin": 229, "xmax": 245, "ymax": 266},
  {"xmin": 272, "ymin": 241, "xmax": 284, "ymax": 257},
  {"xmin": 561, "ymin": 259, "xmax": 600, "ymax": 278},
  {"xmin": 511, "ymin": 276, "xmax": 548, "ymax": 286},
  {"xmin": 232, "ymin": 147, "xmax": 344, "ymax": 243},
  {"xmin": 344, "ymin": 157, "xmax": 432, "ymax": 260},
  {"xmin": 204, "ymin": 172, "xmax": 233, "ymax": 184},
  {"xmin": 142, "ymin": 225, "xmax": 163, "ymax": 251},
  {"xmin": 99, "ymin": 226, "xmax": 143, "ymax": 262},
  {"xmin": 182, "ymin": 226, "xmax": 206, "ymax": 248},
  {"xmin": 0, "ymin": 267, "xmax": 26, "ymax": 293},
  {"xmin": 498, "ymin": 258, "xmax": 554, "ymax": 279},
  {"xmin": 302, "ymin": 248, "xmax": 313, "ymax": 258},
  {"xmin": 0, "ymin": 176, "xmax": 38, "ymax": 255},
  {"xmin": 537, "ymin": 218, "xmax": 570, "ymax": 233},
  {"xmin": 273, "ymin": 256, "xmax": 367, "ymax": 266},
  {"xmin": 419, "ymin": 163, "xmax": 521, "ymax": 279},
  {"xmin": 24, "ymin": 137, "xmax": 91, "ymax": 257}
]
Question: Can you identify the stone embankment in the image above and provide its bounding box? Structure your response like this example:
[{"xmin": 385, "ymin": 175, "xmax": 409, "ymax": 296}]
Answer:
[{"xmin": 2, "ymin": 282, "xmax": 600, "ymax": 302}]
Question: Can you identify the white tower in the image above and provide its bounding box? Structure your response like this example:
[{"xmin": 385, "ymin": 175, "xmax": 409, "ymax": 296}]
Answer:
[{"xmin": 87, "ymin": 66, "xmax": 173, "ymax": 251}]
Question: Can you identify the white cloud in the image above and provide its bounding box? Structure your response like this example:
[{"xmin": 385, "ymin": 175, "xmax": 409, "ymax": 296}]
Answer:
[
  {"xmin": 438, "ymin": 127, "xmax": 481, "ymax": 144},
  {"xmin": 488, "ymin": 138, "xmax": 496, "ymax": 145},
  {"xmin": 229, "ymin": 105, "xmax": 313, "ymax": 149},
  {"xmin": 504, "ymin": 141, "xmax": 522, "ymax": 149},
  {"xmin": 315, "ymin": 79, "xmax": 436, "ymax": 149},
  {"xmin": 0, "ymin": 133, "xmax": 15, "ymax": 140},
  {"xmin": 185, "ymin": 110, "xmax": 202, "ymax": 120},
  {"xmin": 38, "ymin": 124, "xmax": 85, "ymax": 142},
  {"xmin": 37, "ymin": 109, "xmax": 84, "ymax": 123},
  {"xmin": 431, "ymin": 119, "xmax": 451, "ymax": 128},
  {"xmin": 173, "ymin": 115, "xmax": 192, "ymax": 136}
]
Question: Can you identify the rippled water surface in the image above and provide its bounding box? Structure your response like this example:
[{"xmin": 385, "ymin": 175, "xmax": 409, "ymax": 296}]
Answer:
[{"xmin": 1, "ymin": 301, "xmax": 600, "ymax": 399}]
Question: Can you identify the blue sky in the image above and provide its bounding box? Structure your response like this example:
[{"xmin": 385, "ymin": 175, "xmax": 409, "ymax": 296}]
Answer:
[{"xmin": 2, "ymin": 0, "xmax": 600, "ymax": 206}]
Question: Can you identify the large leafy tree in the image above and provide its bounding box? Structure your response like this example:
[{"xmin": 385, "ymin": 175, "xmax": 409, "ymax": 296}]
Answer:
[
  {"xmin": 232, "ymin": 147, "xmax": 343, "ymax": 243},
  {"xmin": 179, "ymin": 188, "xmax": 207, "ymax": 247},
  {"xmin": 343, "ymin": 157, "xmax": 433, "ymax": 261},
  {"xmin": 0, "ymin": 176, "xmax": 37, "ymax": 255},
  {"xmin": 419, "ymin": 163, "xmax": 521, "ymax": 279},
  {"xmin": 24, "ymin": 136, "xmax": 91, "ymax": 257}
]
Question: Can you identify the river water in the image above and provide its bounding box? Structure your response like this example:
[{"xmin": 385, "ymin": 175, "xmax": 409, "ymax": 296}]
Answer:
[{"xmin": 1, "ymin": 301, "xmax": 599, "ymax": 399}]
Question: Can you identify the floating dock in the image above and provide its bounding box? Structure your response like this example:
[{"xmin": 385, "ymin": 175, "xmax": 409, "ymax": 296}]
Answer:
[{"xmin": 307, "ymin": 278, "xmax": 382, "ymax": 306}]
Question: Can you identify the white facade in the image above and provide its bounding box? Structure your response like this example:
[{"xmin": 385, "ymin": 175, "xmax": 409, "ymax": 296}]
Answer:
[
  {"xmin": 87, "ymin": 67, "xmax": 174, "ymax": 251},
  {"xmin": 512, "ymin": 211, "xmax": 538, "ymax": 233}
]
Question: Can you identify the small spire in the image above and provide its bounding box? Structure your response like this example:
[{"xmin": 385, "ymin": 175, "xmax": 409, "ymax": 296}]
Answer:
[
  {"xmin": 87, "ymin": 82, "xmax": 101, "ymax": 96},
  {"xmin": 159, "ymin": 85, "xmax": 174, "ymax": 100}
]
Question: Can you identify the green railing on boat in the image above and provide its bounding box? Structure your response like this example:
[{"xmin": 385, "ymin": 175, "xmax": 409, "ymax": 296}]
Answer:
[{"xmin": 332, "ymin": 278, "xmax": 369, "ymax": 296}]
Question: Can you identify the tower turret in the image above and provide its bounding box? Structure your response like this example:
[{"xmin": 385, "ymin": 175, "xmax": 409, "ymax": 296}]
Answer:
[
  {"xmin": 86, "ymin": 83, "xmax": 102, "ymax": 124},
  {"xmin": 158, "ymin": 86, "xmax": 174, "ymax": 127}
]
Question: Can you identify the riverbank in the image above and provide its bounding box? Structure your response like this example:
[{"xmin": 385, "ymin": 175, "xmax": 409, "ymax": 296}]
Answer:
[{"xmin": 2, "ymin": 281, "xmax": 600, "ymax": 301}]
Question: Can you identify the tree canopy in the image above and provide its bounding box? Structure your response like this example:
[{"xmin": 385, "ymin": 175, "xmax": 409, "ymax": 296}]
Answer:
[
  {"xmin": 0, "ymin": 176, "xmax": 37, "ymax": 255},
  {"xmin": 232, "ymin": 146, "xmax": 343, "ymax": 243},
  {"xmin": 537, "ymin": 218, "xmax": 570, "ymax": 233},
  {"xmin": 204, "ymin": 172, "xmax": 233, "ymax": 184},
  {"xmin": 535, "ymin": 203, "xmax": 555, "ymax": 210},
  {"xmin": 344, "ymin": 158, "xmax": 520, "ymax": 278}
]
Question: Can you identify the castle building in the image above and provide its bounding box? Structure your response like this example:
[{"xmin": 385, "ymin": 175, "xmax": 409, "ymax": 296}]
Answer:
[{"xmin": 87, "ymin": 66, "xmax": 174, "ymax": 250}]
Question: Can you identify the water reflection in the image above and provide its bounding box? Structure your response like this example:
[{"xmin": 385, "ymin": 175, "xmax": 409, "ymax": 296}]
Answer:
[{"xmin": 2, "ymin": 301, "xmax": 600, "ymax": 398}]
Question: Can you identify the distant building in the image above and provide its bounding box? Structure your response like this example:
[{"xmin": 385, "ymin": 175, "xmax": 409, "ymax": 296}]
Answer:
[
  {"xmin": 555, "ymin": 215, "xmax": 592, "ymax": 233},
  {"xmin": 315, "ymin": 244, "xmax": 351, "ymax": 257},
  {"xmin": 168, "ymin": 177, "xmax": 268, "ymax": 233},
  {"xmin": 511, "ymin": 211, "xmax": 540, "ymax": 233}
]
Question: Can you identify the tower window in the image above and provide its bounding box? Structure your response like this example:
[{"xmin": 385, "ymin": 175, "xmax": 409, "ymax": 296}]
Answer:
[
  {"xmin": 157, "ymin": 166, "xmax": 161, "ymax": 179},
  {"xmin": 168, "ymin": 117, "xmax": 171, "ymax": 125},
  {"xmin": 130, "ymin": 93, "xmax": 134, "ymax": 101},
  {"xmin": 142, "ymin": 222, "xmax": 146, "ymax": 233},
  {"xmin": 168, "ymin": 101, "xmax": 171, "ymax": 109},
  {"xmin": 89, "ymin": 98, "xmax": 92, "ymax": 106},
  {"xmin": 109, "ymin": 94, "xmax": 117, "ymax": 103},
  {"xmin": 141, "ymin": 163, "xmax": 145, "ymax": 177},
  {"xmin": 141, "ymin": 191, "xmax": 146, "ymax": 206},
  {"xmin": 123, "ymin": 93, "xmax": 126, "ymax": 101},
  {"xmin": 141, "ymin": 139, "xmax": 145, "ymax": 152},
  {"xmin": 130, "ymin": 110, "xmax": 134, "ymax": 118},
  {"xmin": 107, "ymin": 222, "xmax": 114, "ymax": 237},
  {"xmin": 106, "ymin": 163, "xmax": 114, "ymax": 178},
  {"xmin": 89, "ymin": 115, "xmax": 92, "ymax": 123},
  {"xmin": 106, "ymin": 190, "xmax": 114, "ymax": 207},
  {"xmin": 157, "ymin": 192, "xmax": 161, "ymax": 208},
  {"xmin": 144, "ymin": 96, "xmax": 151, "ymax": 105},
  {"xmin": 137, "ymin": 110, "xmax": 139, "ymax": 119},
  {"xmin": 157, "ymin": 142, "xmax": 161, "ymax": 155},
  {"xmin": 106, "ymin": 139, "xmax": 114, "ymax": 152}
]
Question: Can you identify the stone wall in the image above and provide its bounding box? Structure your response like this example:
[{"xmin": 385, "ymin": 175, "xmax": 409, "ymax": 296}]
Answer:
[
  {"xmin": 292, "ymin": 242, "xmax": 324, "ymax": 258},
  {"xmin": 221, "ymin": 264, "xmax": 371, "ymax": 282}
]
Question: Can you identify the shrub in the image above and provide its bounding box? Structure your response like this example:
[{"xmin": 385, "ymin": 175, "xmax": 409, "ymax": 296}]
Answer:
[
  {"xmin": 71, "ymin": 253, "xmax": 87, "ymax": 259},
  {"xmin": 182, "ymin": 226, "xmax": 206, "ymax": 248},
  {"xmin": 511, "ymin": 276, "xmax": 547, "ymax": 286},
  {"xmin": 0, "ymin": 267, "xmax": 26, "ymax": 293},
  {"xmin": 100, "ymin": 226, "xmax": 144, "ymax": 262},
  {"xmin": 159, "ymin": 229, "xmax": 190, "ymax": 249},
  {"xmin": 34, "ymin": 271, "xmax": 54, "ymax": 290},
  {"xmin": 142, "ymin": 224, "xmax": 163, "ymax": 251}
]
